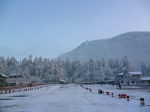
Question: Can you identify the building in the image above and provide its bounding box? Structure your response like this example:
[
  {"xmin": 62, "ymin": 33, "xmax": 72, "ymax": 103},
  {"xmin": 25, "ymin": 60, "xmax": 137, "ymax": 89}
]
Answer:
[
  {"xmin": 6, "ymin": 77, "xmax": 32, "ymax": 86},
  {"xmin": 140, "ymin": 77, "xmax": 150, "ymax": 85},
  {"xmin": 6, "ymin": 74, "xmax": 41, "ymax": 86},
  {"xmin": 0, "ymin": 73, "xmax": 9, "ymax": 87},
  {"xmin": 117, "ymin": 72, "xmax": 150, "ymax": 86},
  {"xmin": 60, "ymin": 80, "xmax": 67, "ymax": 84}
]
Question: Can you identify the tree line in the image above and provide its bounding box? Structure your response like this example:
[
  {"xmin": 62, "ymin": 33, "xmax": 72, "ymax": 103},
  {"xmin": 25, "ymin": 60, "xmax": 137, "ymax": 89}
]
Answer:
[{"xmin": 0, "ymin": 55, "xmax": 149, "ymax": 83}]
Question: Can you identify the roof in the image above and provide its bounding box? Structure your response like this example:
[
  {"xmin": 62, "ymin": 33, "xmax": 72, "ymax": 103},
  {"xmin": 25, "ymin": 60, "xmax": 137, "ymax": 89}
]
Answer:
[
  {"xmin": 118, "ymin": 71, "xmax": 142, "ymax": 75},
  {"xmin": 9, "ymin": 74, "xmax": 22, "ymax": 77},
  {"xmin": 10, "ymin": 73, "xmax": 17, "ymax": 76},
  {"xmin": 0, "ymin": 73, "xmax": 9, "ymax": 78},
  {"xmin": 141, "ymin": 77, "xmax": 150, "ymax": 80},
  {"xmin": 60, "ymin": 80, "xmax": 66, "ymax": 83},
  {"xmin": 118, "ymin": 73, "xmax": 124, "ymax": 75},
  {"xmin": 130, "ymin": 72, "xmax": 142, "ymax": 75}
]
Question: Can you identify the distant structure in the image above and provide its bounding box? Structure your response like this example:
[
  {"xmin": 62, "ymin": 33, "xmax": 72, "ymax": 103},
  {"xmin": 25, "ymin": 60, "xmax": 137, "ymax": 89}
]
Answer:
[
  {"xmin": 5, "ymin": 74, "xmax": 41, "ymax": 86},
  {"xmin": 60, "ymin": 80, "xmax": 67, "ymax": 84},
  {"xmin": 117, "ymin": 72, "xmax": 150, "ymax": 86},
  {"xmin": 0, "ymin": 73, "xmax": 9, "ymax": 87}
]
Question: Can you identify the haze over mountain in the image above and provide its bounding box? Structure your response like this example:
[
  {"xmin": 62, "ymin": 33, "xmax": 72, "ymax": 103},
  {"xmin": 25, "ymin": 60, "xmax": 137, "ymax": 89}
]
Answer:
[{"xmin": 58, "ymin": 32, "xmax": 150, "ymax": 70}]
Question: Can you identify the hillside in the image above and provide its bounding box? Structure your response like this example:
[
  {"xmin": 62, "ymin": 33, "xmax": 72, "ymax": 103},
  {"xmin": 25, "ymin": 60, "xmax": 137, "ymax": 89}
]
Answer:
[{"xmin": 58, "ymin": 32, "xmax": 150, "ymax": 69}]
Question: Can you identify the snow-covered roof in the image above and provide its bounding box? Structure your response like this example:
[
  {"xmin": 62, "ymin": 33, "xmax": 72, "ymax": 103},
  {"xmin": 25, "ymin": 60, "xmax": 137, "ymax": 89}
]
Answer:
[
  {"xmin": 130, "ymin": 72, "xmax": 142, "ymax": 75},
  {"xmin": 141, "ymin": 77, "xmax": 150, "ymax": 80},
  {"xmin": 10, "ymin": 73, "xmax": 17, "ymax": 76},
  {"xmin": 118, "ymin": 72, "xmax": 142, "ymax": 75},
  {"xmin": 118, "ymin": 73, "xmax": 124, "ymax": 75},
  {"xmin": 0, "ymin": 73, "xmax": 9, "ymax": 78},
  {"xmin": 60, "ymin": 80, "xmax": 66, "ymax": 83}
]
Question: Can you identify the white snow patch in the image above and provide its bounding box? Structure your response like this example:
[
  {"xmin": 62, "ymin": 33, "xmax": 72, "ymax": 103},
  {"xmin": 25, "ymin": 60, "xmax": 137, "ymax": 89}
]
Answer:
[{"xmin": 0, "ymin": 84, "xmax": 150, "ymax": 112}]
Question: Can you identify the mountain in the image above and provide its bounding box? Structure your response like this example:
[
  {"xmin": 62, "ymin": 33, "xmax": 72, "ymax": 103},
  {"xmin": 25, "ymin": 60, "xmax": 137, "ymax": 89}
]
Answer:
[{"xmin": 58, "ymin": 32, "xmax": 150, "ymax": 69}]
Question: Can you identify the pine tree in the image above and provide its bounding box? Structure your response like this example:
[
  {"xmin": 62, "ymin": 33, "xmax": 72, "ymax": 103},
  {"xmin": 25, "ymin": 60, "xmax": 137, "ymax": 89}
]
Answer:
[
  {"xmin": 122, "ymin": 56, "xmax": 131, "ymax": 86},
  {"xmin": 141, "ymin": 62, "xmax": 148, "ymax": 76}
]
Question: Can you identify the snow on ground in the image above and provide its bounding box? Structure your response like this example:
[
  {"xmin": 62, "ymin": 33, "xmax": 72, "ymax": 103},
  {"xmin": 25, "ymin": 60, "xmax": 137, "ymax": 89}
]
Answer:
[{"xmin": 0, "ymin": 84, "xmax": 150, "ymax": 112}]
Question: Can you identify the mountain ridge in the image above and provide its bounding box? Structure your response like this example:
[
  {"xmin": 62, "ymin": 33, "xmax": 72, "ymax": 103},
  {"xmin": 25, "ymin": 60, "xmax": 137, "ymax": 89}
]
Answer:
[{"xmin": 58, "ymin": 32, "xmax": 150, "ymax": 69}]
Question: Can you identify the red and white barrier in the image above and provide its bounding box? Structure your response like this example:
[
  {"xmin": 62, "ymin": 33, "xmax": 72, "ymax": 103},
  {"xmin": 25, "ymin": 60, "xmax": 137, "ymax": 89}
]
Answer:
[
  {"xmin": 118, "ymin": 94, "xmax": 126, "ymax": 99},
  {"xmin": 121, "ymin": 94, "xmax": 126, "ymax": 99},
  {"xmin": 89, "ymin": 88, "xmax": 92, "ymax": 92},
  {"xmin": 106, "ymin": 92, "xmax": 109, "ymax": 95}
]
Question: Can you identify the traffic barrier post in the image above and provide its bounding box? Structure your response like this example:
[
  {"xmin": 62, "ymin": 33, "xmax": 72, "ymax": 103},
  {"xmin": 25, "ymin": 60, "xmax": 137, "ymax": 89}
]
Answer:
[
  {"xmin": 89, "ymin": 89, "xmax": 92, "ymax": 92},
  {"xmin": 98, "ymin": 89, "xmax": 101, "ymax": 94},
  {"xmin": 118, "ymin": 94, "xmax": 121, "ymax": 99},
  {"xmin": 140, "ymin": 98, "xmax": 145, "ymax": 106},
  {"xmin": 102, "ymin": 91, "xmax": 104, "ymax": 94},
  {"xmin": 127, "ymin": 96, "xmax": 130, "ymax": 101}
]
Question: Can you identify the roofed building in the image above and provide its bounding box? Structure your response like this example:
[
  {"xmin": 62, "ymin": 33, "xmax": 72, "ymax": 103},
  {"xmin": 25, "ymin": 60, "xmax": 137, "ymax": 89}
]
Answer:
[
  {"xmin": 0, "ymin": 73, "xmax": 9, "ymax": 87},
  {"xmin": 117, "ymin": 72, "xmax": 150, "ymax": 86}
]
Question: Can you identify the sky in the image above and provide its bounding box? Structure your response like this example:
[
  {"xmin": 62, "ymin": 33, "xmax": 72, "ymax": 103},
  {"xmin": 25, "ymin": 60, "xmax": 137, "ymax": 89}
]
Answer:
[{"xmin": 0, "ymin": 0, "xmax": 150, "ymax": 61}]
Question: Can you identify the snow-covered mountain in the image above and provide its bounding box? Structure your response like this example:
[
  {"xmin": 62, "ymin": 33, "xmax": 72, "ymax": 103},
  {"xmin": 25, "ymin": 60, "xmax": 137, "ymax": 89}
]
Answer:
[{"xmin": 58, "ymin": 32, "xmax": 150, "ymax": 69}]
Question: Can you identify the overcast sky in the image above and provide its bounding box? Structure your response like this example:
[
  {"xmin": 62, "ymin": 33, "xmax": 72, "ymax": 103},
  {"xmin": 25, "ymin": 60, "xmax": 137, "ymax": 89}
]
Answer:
[{"xmin": 0, "ymin": 0, "xmax": 150, "ymax": 61}]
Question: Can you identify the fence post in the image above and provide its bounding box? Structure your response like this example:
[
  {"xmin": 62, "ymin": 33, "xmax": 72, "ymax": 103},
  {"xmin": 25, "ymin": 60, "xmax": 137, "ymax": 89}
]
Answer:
[
  {"xmin": 98, "ymin": 89, "xmax": 101, "ymax": 94},
  {"xmin": 118, "ymin": 94, "xmax": 121, "ymax": 99},
  {"xmin": 102, "ymin": 91, "xmax": 104, "ymax": 94},
  {"xmin": 127, "ymin": 96, "xmax": 130, "ymax": 101},
  {"xmin": 140, "ymin": 98, "xmax": 145, "ymax": 106},
  {"xmin": 89, "ymin": 89, "xmax": 92, "ymax": 92}
]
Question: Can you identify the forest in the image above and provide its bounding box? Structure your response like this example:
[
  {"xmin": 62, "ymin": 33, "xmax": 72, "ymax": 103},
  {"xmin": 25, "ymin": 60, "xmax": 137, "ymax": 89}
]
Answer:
[{"xmin": 0, "ymin": 55, "xmax": 150, "ymax": 83}]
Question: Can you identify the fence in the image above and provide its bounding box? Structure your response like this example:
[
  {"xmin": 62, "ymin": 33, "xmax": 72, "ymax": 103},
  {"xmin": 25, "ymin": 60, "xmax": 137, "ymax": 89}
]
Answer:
[{"xmin": 80, "ymin": 84, "xmax": 150, "ymax": 106}]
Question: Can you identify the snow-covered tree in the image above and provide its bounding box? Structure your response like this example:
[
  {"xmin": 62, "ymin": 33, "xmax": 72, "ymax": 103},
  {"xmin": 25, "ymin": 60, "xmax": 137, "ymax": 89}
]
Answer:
[
  {"xmin": 84, "ymin": 59, "xmax": 95, "ymax": 81},
  {"xmin": 23, "ymin": 68, "xmax": 30, "ymax": 78},
  {"xmin": 57, "ymin": 58, "xmax": 66, "ymax": 81},
  {"xmin": 64, "ymin": 58, "xmax": 71, "ymax": 79},
  {"xmin": 122, "ymin": 56, "xmax": 131, "ymax": 86},
  {"xmin": 108, "ymin": 58, "xmax": 115, "ymax": 69},
  {"xmin": 93, "ymin": 60, "xmax": 101, "ymax": 81},
  {"xmin": 33, "ymin": 57, "xmax": 38, "ymax": 66},
  {"xmin": 9, "ymin": 57, "xmax": 18, "ymax": 66},
  {"xmin": 99, "ymin": 63, "xmax": 105, "ymax": 81},
  {"xmin": 0, "ymin": 57, "xmax": 4, "ymax": 73},
  {"xmin": 102, "ymin": 58, "xmax": 106, "ymax": 68},
  {"xmin": 28, "ymin": 54, "xmax": 32, "ymax": 67},
  {"xmin": 147, "ymin": 66, "xmax": 150, "ymax": 76},
  {"xmin": 49, "ymin": 59, "xmax": 57, "ymax": 75},
  {"xmin": 141, "ymin": 62, "xmax": 148, "ymax": 76},
  {"xmin": 22, "ymin": 58, "xmax": 28, "ymax": 69},
  {"xmin": 70, "ymin": 58, "xmax": 82, "ymax": 82}
]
